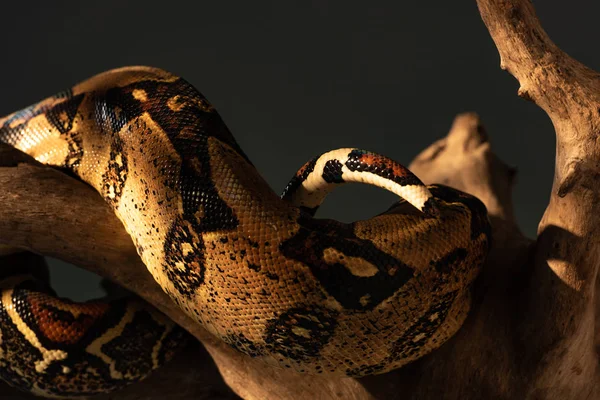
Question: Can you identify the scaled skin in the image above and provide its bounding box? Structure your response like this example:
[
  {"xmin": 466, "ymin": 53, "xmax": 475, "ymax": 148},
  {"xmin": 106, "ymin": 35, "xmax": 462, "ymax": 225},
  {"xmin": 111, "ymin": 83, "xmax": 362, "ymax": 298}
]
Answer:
[
  {"xmin": 0, "ymin": 66, "xmax": 490, "ymax": 384},
  {"xmin": 0, "ymin": 273, "xmax": 186, "ymax": 398}
]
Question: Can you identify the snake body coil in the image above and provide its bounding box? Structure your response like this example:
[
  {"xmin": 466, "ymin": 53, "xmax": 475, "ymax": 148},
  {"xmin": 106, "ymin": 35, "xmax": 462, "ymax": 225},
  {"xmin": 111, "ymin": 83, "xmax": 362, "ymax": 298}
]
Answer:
[{"xmin": 0, "ymin": 67, "xmax": 491, "ymax": 397}]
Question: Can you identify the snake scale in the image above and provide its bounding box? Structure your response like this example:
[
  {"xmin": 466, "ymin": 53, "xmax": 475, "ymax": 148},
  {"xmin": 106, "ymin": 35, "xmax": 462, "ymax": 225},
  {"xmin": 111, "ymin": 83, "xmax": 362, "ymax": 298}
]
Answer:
[{"xmin": 0, "ymin": 66, "xmax": 491, "ymax": 398}]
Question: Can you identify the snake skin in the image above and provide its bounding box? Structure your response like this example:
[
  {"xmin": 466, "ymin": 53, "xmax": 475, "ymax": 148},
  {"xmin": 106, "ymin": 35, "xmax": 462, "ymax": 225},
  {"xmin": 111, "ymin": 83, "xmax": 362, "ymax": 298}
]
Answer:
[
  {"xmin": 0, "ymin": 272, "xmax": 186, "ymax": 398},
  {"xmin": 0, "ymin": 66, "xmax": 491, "ymax": 396}
]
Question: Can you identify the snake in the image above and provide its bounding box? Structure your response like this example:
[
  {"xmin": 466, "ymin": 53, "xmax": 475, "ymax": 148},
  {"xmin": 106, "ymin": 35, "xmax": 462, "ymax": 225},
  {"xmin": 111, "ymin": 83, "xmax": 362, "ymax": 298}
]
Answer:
[{"xmin": 0, "ymin": 66, "xmax": 491, "ymax": 398}]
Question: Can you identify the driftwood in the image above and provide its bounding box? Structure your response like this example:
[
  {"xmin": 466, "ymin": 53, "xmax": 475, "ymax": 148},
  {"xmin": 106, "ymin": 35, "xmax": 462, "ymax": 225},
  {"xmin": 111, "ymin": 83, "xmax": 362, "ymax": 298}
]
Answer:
[{"xmin": 1, "ymin": 0, "xmax": 599, "ymax": 398}]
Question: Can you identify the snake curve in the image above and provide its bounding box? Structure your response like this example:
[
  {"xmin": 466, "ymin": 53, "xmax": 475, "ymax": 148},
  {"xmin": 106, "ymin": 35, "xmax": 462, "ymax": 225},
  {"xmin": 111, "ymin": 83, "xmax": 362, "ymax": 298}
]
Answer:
[{"xmin": 0, "ymin": 66, "xmax": 491, "ymax": 397}]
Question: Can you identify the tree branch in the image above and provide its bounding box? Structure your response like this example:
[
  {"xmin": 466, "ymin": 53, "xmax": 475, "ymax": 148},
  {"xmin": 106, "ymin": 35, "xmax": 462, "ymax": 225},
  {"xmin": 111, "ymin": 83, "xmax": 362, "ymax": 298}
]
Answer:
[
  {"xmin": 2, "ymin": 1, "xmax": 599, "ymax": 398},
  {"xmin": 477, "ymin": 0, "xmax": 600, "ymax": 397}
]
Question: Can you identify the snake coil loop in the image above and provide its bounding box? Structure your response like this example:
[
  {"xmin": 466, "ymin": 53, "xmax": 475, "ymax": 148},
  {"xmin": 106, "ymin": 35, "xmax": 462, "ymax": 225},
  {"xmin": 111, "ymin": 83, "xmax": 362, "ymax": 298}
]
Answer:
[{"xmin": 0, "ymin": 67, "xmax": 491, "ymax": 398}]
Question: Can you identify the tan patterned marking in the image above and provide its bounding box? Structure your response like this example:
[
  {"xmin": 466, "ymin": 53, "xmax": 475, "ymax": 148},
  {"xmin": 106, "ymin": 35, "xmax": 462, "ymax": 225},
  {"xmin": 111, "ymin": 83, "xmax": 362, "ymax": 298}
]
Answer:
[
  {"xmin": 85, "ymin": 303, "xmax": 137, "ymax": 380},
  {"xmin": 1, "ymin": 288, "xmax": 67, "ymax": 373},
  {"xmin": 132, "ymin": 89, "xmax": 148, "ymax": 102},
  {"xmin": 323, "ymin": 248, "xmax": 379, "ymax": 277}
]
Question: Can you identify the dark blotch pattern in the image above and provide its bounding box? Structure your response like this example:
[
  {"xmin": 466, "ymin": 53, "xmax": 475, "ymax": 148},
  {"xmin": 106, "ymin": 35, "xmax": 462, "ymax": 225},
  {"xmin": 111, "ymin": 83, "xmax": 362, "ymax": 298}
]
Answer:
[
  {"xmin": 102, "ymin": 78, "xmax": 241, "ymax": 234},
  {"xmin": 223, "ymin": 332, "xmax": 264, "ymax": 358},
  {"xmin": 346, "ymin": 291, "xmax": 457, "ymax": 377},
  {"xmin": 63, "ymin": 131, "xmax": 84, "ymax": 169},
  {"xmin": 0, "ymin": 279, "xmax": 188, "ymax": 397},
  {"xmin": 94, "ymin": 93, "xmax": 130, "ymax": 136},
  {"xmin": 322, "ymin": 159, "xmax": 344, "ymax": 183},
  {"xmin": 421, "ymin": 197, "xmax": 439, "ymax": 216},
  {"xmin": 281, "ymin": 155, "xmax": 318, "ymax": 201},
  {"xmin": 102, "ymin": 139, "xmax": 128, "ymax": 206},
  {"xmin": 163, "ymin": 218, "xmax": 206, "ymax": 299},
  {"xmin": 0, "ymin": 90, "xmax": 84, "ymax": 165},
  {"xmin": 247, "ymin": 263, "xmax": 261, "ymax": 272},
  {"xmin": 388, "ymin": 291, "xmax": 457, "ymax": 360},
  {"xmin": 280, "ymin": 215, "xmax": 415, "ymax": 310},
  {"xmin": 0, "ymin": 299, "xmax": 41, "ymax": 393},
  {"xmin": 45, "ymin": 93, "xmax": 86, "ymax": 169},
  {"xmin": 264, "ymin": 306, "xmax": 338, "ymax": 362},
  {"xmin": 157, "ymin": 326, "xmax": 189, "ymax": 366},
  {"xmin": 45, "ymin": 94, "xmax": 84, "ymax": 135},
  {"xmin": 102, "ymin": 310, "xmax": 164, "ymax": 378},
  {"xmin": 430, "ymin": 248, "xmax": 468, "ymax": 274}
]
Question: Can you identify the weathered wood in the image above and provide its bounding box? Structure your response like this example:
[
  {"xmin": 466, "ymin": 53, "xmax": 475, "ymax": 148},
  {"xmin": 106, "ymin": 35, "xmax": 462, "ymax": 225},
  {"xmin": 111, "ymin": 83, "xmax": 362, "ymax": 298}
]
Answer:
[
  {"xmin": 477, "ymin": 0, "xmax": 600, "ymax": 398},
  {"xmin": 1, "ymin": 1, "xmax": 599, "ymax": 398}
]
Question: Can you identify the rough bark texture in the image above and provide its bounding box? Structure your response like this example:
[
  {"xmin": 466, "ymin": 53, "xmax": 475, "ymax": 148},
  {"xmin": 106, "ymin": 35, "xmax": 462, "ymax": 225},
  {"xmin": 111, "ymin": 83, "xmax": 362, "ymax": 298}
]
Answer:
[{"xmin": 1, "ymin": 0, "xmax": 599, "ymax": 398}]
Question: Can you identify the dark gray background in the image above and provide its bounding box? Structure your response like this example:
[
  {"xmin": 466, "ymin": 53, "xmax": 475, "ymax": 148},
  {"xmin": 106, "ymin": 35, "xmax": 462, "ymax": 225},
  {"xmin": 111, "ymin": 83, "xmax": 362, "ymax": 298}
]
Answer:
[{"xmin": 0, "ymin": 1, "xmax": 595, "ymax": 300}]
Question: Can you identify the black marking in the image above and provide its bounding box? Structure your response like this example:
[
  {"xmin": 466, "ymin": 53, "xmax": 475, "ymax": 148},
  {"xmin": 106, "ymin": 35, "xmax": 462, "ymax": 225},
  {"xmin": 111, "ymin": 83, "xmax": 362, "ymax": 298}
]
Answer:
[
  {"xmin": 101, "ymin": 77, "xmax": 246, "ymax": 159},
  {"xmin": 265, "ymin": 271, "xmax": 279, "ymax": 281},
  {"xmin": 0, "ymin": 90, "xmax": 78, "ymax": 151},
  {"xmin": 102, "ymin": 137, "xmax": 128, "ymax": 205},
  {"xmin": 0, "ymin": 297, "xmax": 41, "ymax": 393},
  {"xmin": 94, "ymin": 93, "xmax": 130, "ymax": 135},
  {"xmin": 322, "ymin": 159, "xmax": 344, "ymax": 183},
  {"xmin": 101, "ymin": 310, "xmax": 164, "ymax": 378},
  {"xmin": 45, "ymin": 93, "xmax": 86, "ymax": 169},
  {"xmin": 223, "ymin": 333, "xmax": 264, "ymax": 357},
  {"xmin": 345, "ymin": 149, "xmax": 422, "ymax": 186},
  {"xmin": 63, "ymin": 131, "xmax": 84, "ymax": 169},
  {"xmin": 428, "ymin": 184, "xmax": 491, "ymax": 243},
  {"xmin": 3, "ymin": 92, "xmax": 66, "ymax": 128},
  {"xmin": 281, "ymin": 155, "xmax": 318, "ymax": 201},
  {"xmin": 421, "ymin": 197, "xmax": 439, "ymax": 217},
  {"xmin": 248, "ymin": 263, "xmax": 261, "ymax": 272},
  {"xmin": 45, "ymin": 94, "xmax": 84, "ymax": 134},
  {"xmin": 431, "ymin": 248, "xmax": 468, "ymax": 274},
  {"xmin": 264, "ymin": 306, "xmax": 338, "ymax": 362},
  {"xmin": 345, "ymin": 291, "xmax": 458, "ymax": 377},
  {"xmin": 163, "ymin": 218, "xmax": 206, "ymax": 298},
  {"xmin": 13, "ymin": 285, "xmax": 127, "ymax": 353},
  {"xmin": 0, "ymin": 280, "xmax": 187, "ymax": 396},
  {"xmin": 100, "ymin": 78, "xmax": 241, "ymax": 233},
  {"xmin": 280, "ymin": 215, "xmax": 415, "ymax": 310},
  {"xmin": 389, "ymin": 291, "xmax": 457, "ymax": 359},
  {"xmin": 4, "ymin": 75, "xmax": 242, "ymax": 235},
  {"xmin": 54, "ymin": 89, "xmax": 74, "ymax": 99}
]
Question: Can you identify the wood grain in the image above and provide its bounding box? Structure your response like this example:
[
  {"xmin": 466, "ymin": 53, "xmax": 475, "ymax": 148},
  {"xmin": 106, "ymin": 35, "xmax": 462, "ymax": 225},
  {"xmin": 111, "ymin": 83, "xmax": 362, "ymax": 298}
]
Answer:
[{"xmin": 1, "ymin": 1, "xmax": 599, "ymax": 398}]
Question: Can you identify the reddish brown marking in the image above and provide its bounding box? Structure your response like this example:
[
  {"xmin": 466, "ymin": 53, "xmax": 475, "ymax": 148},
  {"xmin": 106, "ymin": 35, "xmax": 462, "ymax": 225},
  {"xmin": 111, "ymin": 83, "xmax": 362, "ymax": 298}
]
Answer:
[
  {"xmin": 296, "ymin": 160, "xmax": 314, "ymax": 178},
  {"xmin": 26, "ymin": 292, "xmax": 109, "ymax": 344},
  {"xmin": 355, "ymin": 153, "xmax": 413, "ymax": 179}
]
